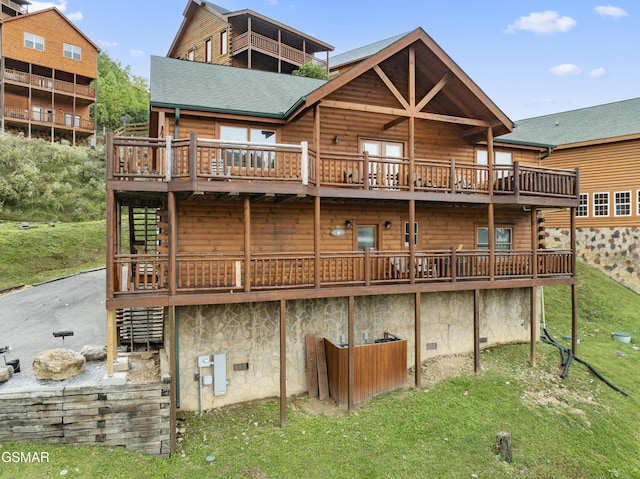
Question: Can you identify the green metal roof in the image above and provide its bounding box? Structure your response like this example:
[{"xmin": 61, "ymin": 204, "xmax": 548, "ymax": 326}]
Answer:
[
  {"xmin": 150, "ymin": 56, "xmax": 328, "ymax": 119},
  {"xmin": 497, "ymin": 97, "xmax": 640, "ymax": 146},
  {"xmin": 330, "ymin": 33, "xmax": 409, "ymax": 69}
]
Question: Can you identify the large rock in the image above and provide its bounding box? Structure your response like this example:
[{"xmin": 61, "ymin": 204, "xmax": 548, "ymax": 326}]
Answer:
[
  {"xmin": 80, "ymin": 344, "xmax": 107, "ymax": 361},
  {"xmin": 0, "ymin": 366, "xmax": 14, "ymax": 383},
  {"xmin": 32, "ymin": 348, "xmax": 86, "ymax": 380}
]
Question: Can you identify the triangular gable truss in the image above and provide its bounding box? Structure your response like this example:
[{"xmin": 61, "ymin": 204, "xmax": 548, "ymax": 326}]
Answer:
[{"xmin": 297, "ymin": 28, "xmax": 511, "ymax": 141}]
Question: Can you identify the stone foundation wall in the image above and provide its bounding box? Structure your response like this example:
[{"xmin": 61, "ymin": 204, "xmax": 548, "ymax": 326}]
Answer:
[
  {"xmin": 546, "ymin": 227, "xmax": 640, "ymax": 293},
  {"xmin": 177, "ymin": 288, "xmax": 538, "ymax": 411}
]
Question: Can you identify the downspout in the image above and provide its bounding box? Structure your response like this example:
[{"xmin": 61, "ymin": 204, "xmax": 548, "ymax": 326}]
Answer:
[{"xmin": 174, "ymin": 108, "xmax": 180, "ymax": 139}]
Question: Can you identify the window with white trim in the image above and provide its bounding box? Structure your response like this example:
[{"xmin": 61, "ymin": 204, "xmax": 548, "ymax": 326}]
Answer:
[
  {"xmin": 205, "ymin": 38, "xmax": 212, "ymax": 62},
  {"xmin": 24, "ymin": 32, "xmax": 44, "ymax": 51},
  {"xmin": 63, "ymin": 43, "xmax": 82, "ymax": 61},
  {"xmin": 577, "ymin": 193, "xmax": 588, "ymax": 217},
  {"xmin": 477, "ymin": 227, "xmax": 512, "ymax": 250},
  {"xmin": 220, "ymin": 31, "xmax": 228, "ymax": 55},
  {"xmin": 187, "ymin": 49, "xmax": 194, "ymax": 61},
  {"xmin": 404, "ymin": 221, "xmax": 418, "ymax": 247},
  {"xmin": 219, "ymin": 126, "xmax": 276, "ymax": 169},
  {"xmin": 593, "ymin": 192, "xmax": 609, "ymax": 217},
  {"xmin": 614, "ymin": 191, "xmax": 631, "ymax": 216}
]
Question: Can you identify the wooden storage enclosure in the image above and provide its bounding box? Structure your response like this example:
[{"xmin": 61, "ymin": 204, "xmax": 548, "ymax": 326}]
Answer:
[{"xmin": 324, "ymin": 335, "xmax": 407, "ymax": 406}]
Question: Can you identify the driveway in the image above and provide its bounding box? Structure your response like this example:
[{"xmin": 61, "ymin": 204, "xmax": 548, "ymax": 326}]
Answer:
[{"xmin": 0, "ymin": 269, "xmax": 106, "ymax": 374}]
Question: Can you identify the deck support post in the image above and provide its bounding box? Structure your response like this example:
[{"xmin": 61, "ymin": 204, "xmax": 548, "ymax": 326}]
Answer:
[
  {"xmin": 314, "ymin": 196, "xmax": 321, "ymax": 288},
  {"xmin": 167, "ymin": 306, "xmax": 177, "ymax": 454},
  {"xmin": 473, "ymin": 289, "xmax": 480, "ymax": 373},
  {"xmin": 531, "ymin": 207, "xmax": 539, "ymax": 279},
  {"xmin": 106, "ymin": 309, "xmax": 116, "ymax": 376},
  {"xmin": 530, "ymin": 286, "xmax": 537, "ymax": 366},
  {"xmin": 487, "ymin": 126, "xmax": 494, "ymax": 196},
  {"xmin": 570, "ymin": 206, "xmax": 578, "ymax": 354},
  {"xmin": 414, "ymin": 292, "xmax": 421, "ymax": 388},
  {"xmin": 488, "ymin": 203, "xmax": 495, "ymax": 281},
  {"xmin": 168, "ymin": 192, "xmax": 177, "ymax": 295},
  {"xmin": 244, "ymin": 196, "xmax": 251, "ymax": 292},
  {"xmin": 409, "ymin": 199, "xmax": 416, "ymax": 283},
  {"xmin": 280, "ymin": 299, "xmax": 287, "ymax": 426},
  {"xmin": 348, "ymin": 296, "xmax": 355, "ymax": 413}
]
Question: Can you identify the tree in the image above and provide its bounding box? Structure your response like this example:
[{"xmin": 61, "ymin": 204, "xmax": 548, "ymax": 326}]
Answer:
[
  {"xmin": 94, "ymin": 53, "xmax": 150, "ymax": 131},
  {"xmin": 291, "ymin": 60, "xmax": 330, "ymax": 80}
]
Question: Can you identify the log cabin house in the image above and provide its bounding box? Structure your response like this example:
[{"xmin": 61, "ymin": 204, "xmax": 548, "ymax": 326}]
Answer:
[
  {"xmin": 105, "ymin": 27, "xmax": 579, "ymax": 451},
  {"xmin": 167, "ymin": 0, "xmax": 333, "ymax": 74},
  {"xmin": 498, "ymin": 98, "xmax": 640, "ymax": 292},
  {"xmin": 0, "ymin": 6, "xmax": 98, "ymax": 145}
]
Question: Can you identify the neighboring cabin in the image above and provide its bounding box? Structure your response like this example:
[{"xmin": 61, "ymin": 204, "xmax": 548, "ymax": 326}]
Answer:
[
  {"xmin": 167, "ymin": 0, "xmax": 333, "ymax": 73},
  {"xmin": 106, "ymin": 3, "xmax": 580, "ymax": 455},
  {"xmin": 0, "ymin": 5, "xmax": 99, "ymax": 145},
  {"xmin": 498, "ymin": 98, "xmax": 640, "ymax": 292}
]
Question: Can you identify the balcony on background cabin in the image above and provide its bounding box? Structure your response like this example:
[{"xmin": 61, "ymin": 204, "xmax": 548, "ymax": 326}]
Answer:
[
  {"xmin": 106, "ymin": 133, "xmax": 579, "ymax": 202},
  {"xmin": 3, "ymin": 67, "xmax": 96, "ymax": 99}
]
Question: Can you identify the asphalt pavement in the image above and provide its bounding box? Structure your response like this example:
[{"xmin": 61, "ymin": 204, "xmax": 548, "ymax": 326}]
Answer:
[{"xmin": 0, "ymin": 269, "xmax": 107, "ymax": 374}]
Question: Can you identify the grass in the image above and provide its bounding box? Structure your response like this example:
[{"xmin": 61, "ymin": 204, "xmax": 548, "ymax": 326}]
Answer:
[
  {"xmin": 0, "ymin": 220, "xmax": 106, "ymax": 288},
  {"xmin": 0, "ymin": 263, "xmax": 638, "ymax": 478}
]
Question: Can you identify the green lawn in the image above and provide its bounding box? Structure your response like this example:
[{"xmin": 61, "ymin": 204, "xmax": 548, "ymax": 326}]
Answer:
[
  {"xmin": 0, "ymin": 220, "xmax": 105, "ymax": 288},
  {"xmin": 0, "ymin": 263, "xmax": 638, "ymax": 478}
]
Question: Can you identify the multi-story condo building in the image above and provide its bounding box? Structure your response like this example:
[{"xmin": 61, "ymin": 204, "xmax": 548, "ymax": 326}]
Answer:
[{"xmin": 0, "ymin": 6, "xmax": 99, "ymax": 145}]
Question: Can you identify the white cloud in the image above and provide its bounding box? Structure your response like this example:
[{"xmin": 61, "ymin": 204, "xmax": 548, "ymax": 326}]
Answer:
[
  {"xmin": 66, "ymin": 11, "xmax": 83, "ymax": 21},
  {"xmin": 595, "ymin": 5, "xmax": 629, "ymax": 18},
  {"xmin": 29, "ymin": 0, "xmax": 83, "ymax": 21},
  {"xmin": 130, "ymin": 49, "xmax": 144, "ymax": 58},
  {"xmin": 99, "ymin": 40, "xmax": 117, "ymax": 48},
  {"xmin": 549, "ymin": 64, "xmax": 582, "ymax": 76},
  {"xmin": 590, "ymin": 67, "xmax": 607, "ymax": 77},
  {"xmin": 506, "ymin": 11, "xmax": 576, "ymax": 35}
]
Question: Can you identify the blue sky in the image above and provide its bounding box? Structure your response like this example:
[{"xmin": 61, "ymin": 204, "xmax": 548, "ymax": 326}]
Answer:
[{"xmin": 28, "ymin": 0, "xmax": 638, "ymax": 120}]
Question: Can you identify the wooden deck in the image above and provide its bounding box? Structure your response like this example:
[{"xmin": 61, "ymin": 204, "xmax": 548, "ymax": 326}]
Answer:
[
  {"xmin": 106, "ymin": 134, "xmax": 579, "ymax": 203},
  {"xmin": 3, "ymin": 67, "xmax": 96, "ymax": 98},
  {"xmin": 112, "ymin": 248, "xmax": 573, "ymax": 297}
]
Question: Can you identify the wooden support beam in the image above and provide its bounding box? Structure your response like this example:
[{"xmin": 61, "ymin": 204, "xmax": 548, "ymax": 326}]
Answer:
[
  {"xmin": 409, "ymin": 199, "xmax": 416, "ymax": 283},
  {"xmin": 473, "ymin": 290, "xmax": 480, "ymax": 373},
  {"xmin": 488, "ymin": 203, "xmax": 495, "ymax": 281},
  {"xmin": 409, "ymin": 46, "xmax": 416, "ymax": 108},
  {"xmin": 373, "ymin": 65, "xmax": 409, "ymax": 109},
  {"xmin": 168, "ymin": 192, "xmax": 177, "ymax": 295},
  {"xmin": 106, "ymin": 309, "xmax": 116, "ymax": 376},
  {"xmin": 414, "ymin": 292, "xmax": 421, "ymax": 388},
  {"xmin": 280, "ymin": 299, "xmax": 287, "ymax": 427},
  {"xmin": 244, "ymin": 196, "xmax": 251, "ymax": 292},
  {"xmin": 415, "ymin": 73, "xmax": 449, "ymax": 112},
  {"xmin": 348, "ymin": 296, "xmax": 355, "ymax": 413},
  {"xmin": 105, "ymin": 189, "xmax": 116, "ymax": 299},
  {"xmin": 314, "ymin": 196, "xmax": 321, "ymax": 288},
  {"xmin": 383, "ymin": 116, "xmax": 408, "ymax": 131},
  {"xmin": 530, "ymin": 287, "xmax": 537, "ymax": 367}
]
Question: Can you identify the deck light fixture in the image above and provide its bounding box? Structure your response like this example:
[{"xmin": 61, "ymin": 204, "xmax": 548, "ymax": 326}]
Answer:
[
  {"xmin": 334, "ymin": 135, "xmax": 340, "ymax": 144},
  {"xmin": 345, "ymin": 219, "xmax": 352, "ymax": 229},
  {"xmin": 385, "ymin": 220, "xmax": 392, "ymax": 229}
]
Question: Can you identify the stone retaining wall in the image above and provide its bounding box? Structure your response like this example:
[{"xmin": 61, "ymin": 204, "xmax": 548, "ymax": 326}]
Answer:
[
  {"xmin": 177, "ymin": 288, "xmax": 537, "ymax": 411},
  {"xmin": 546, "ymin": 227, "xmax": 640, "ymax": 293},
  {"xmin": 0, "ymin": 383, "xmax": 171, "ymax": 457}
]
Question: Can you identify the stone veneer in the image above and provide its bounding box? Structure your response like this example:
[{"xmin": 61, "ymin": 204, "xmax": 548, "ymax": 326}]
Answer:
[
  {"xmin": 546, "ymin": 227, "xmax": 640, "ymax": 293},
  {"xmin": 177, "ymin": 288, "xmax": 538, "ymax": 411}
]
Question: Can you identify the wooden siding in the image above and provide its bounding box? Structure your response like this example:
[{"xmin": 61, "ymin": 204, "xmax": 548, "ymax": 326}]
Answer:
[
  {"xmin": 544, "ymin": 138, "xmax": 640, "ymax": 228},
  {"xmin": 170, "ymin": 7, "xmax": 231, "ymax": 65},
  {"xmin": 1, "ymin": 9, "xmax": 98, "ymax": 78}
]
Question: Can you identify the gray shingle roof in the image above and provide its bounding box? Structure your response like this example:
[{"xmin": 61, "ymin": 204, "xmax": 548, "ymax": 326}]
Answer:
[
  {"xmin": 497, "ymin": 97, "xmax": 640, "ymax": 146},
  {"xmin": 202, "ymin": 1, "xmax": 231, "ymax": 15},
  {"xmin": 150, "ymin": 56, "xmax": 328, "ymax": 118},
  {"xmin": 330, "ymin": 33, "xmax": 409, "ymax": 69}
]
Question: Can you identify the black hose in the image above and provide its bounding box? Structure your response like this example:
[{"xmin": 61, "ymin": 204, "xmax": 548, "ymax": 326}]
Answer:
[{"xmin": 541, "ymin": 327, "xmax": 629, "ymax": 397}]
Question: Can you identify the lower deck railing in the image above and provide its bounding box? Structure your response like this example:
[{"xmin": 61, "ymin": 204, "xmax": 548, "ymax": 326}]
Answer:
[{"xmin": 112, "ymin": 249, "xmax": 573, "ymax": 295}]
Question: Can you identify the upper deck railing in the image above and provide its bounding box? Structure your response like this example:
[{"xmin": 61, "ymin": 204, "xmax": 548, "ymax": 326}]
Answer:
[
  {"xmin": 231, "ymin": 31, "xmax": 328, "ymax": 70},
  {"xmin": 106, "ymin": 133, "xmax": 578, "ymax": 201}
]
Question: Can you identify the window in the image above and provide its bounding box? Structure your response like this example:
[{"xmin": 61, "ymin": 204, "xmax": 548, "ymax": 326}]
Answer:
[
  {"xmin": 24, "ymin": 32, "xmax": 44, "ymax": 51},
  {"xmin": 188, "ymin": 49, "xmax": 195, "ymax": 61},
  {"xmin": 477, "ymin": 227, "xmax": 512, "ymax": 250},
  {"xmin": 32, "ymin": 107, "xmax": 42, "ymax": 121},
  {"xmin": 404, "ymin": 221, "xmax": 418, "ymax": 247},
  {"xmin": 476, "ymin": 150, "xmax": 512, "ymax": 185},
  {"xmin": 593, "ymin": 192, "xmax": 609, "ymax": 217},
  {"xmin": 219, "ymin": 126, "xmax": 276, "ymax": 169},
  {"xmin": 361, "ymin": 139, "xmax": 404, "ymax": 189},
  {"xmin": 63, "ymin": 43, "xmax": 82, "ymax": 61},
  {"xmin": 205, "ymin": 38, "xmax": 212, "ymax": 63},
  {"xmin": 220, "ymin": 30, "xmax": 228, "ymax": 55},
  {"xmin": 577, "ymin": 193, "xmax": 588, "ymax": 217},
  {"xmin": 64, "ymin": 113, "xmax": 81, "ymax": 128},
  {"xmin": 357, "ymin": 226, "xmax": 377, "ymax": 251},
  {"xmin": 614, "ymin": 191, "xmax": 631, "ymax": 216}
]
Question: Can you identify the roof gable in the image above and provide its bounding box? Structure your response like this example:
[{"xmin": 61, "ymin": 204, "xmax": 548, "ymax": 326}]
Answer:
[
  {"xmin": 1, "ymin": 7, "xmax": 100, "ymax": 52},
  {"xmin": 498, "ymin": 98, "xmax": 640, "ymax": 147},
  {"xmin": 150, "ymin": 56, "xmax": 327, "ymax": 118},
  {"xmin": 330, "ymin": 33, "xmax": 408, "ymax": 69},
  {"xmin": 302, "ymin": 28, "xmax": 512, "ymax": 141},
  {"xmin": 167, "ymin": 0, "xmax": 229, "ymax": 57}
]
